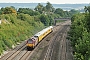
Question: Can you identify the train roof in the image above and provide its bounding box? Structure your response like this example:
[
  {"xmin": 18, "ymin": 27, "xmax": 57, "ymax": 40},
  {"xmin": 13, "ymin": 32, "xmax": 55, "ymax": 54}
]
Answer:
[{"xmin": 34, "ymin": 26, "xmax": 53, "ymax": 37}]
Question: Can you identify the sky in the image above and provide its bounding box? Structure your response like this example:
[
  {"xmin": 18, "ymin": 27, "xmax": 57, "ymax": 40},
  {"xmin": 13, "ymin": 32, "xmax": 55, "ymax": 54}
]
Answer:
[{"xmin": 0, "ymin": 0, "xmax": 90, "ymax": 4}]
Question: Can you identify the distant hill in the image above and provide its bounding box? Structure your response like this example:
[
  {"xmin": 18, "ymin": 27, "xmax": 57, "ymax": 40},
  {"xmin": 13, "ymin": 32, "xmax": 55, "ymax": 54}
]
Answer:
[{"xmin": 0, "ymin": 3, "xmax": 89, "ymax": 12}]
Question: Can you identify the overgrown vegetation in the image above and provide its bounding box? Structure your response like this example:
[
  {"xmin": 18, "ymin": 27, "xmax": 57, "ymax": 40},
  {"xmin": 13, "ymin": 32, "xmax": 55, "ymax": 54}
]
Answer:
[
  {"xmin": 0, "ymin": 14, "xmax": 45, "ymax": 55},
  {"xmin": 68, "ymin": 5, "xmax": 90, "ymax": 60},
  {"xmin": 0, "ymin": 2, "xmax": 78, "ymax": 55}
]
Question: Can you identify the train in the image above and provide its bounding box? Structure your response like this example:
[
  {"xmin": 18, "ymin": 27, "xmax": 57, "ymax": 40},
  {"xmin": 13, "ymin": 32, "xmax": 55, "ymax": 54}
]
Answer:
[{"xmin": 26, "ymin": 26, "xmax": 53, "ymax": 50}]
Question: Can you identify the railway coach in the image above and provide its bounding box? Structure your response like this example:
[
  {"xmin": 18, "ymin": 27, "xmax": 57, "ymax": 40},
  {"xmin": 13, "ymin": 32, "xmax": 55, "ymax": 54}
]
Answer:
[{"xmin": 26, "ymin": 26, "xmax": 53, "ymax": 50}]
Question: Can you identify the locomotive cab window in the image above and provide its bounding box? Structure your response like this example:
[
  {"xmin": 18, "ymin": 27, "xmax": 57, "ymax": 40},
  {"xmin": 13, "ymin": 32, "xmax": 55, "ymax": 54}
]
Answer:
[
  {"xmin": 34, "ymin": 36, "xmax": 38, "ymax": 38},
  {"xmin": 28, "ymin": 39, "xmax": 33, "ymax": 43}
]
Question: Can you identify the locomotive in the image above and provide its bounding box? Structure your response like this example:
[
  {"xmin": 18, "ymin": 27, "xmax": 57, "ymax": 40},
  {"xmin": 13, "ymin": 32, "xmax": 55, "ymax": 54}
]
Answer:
[{"xmin": 26, "ymin": 26, "xmax": 53, "ymax": 50}]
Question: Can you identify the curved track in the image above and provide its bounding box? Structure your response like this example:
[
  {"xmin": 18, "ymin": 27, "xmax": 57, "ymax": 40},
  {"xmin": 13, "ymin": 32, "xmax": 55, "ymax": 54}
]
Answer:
[
  {"xmin": 0, "ymin": 20, "xmax": 72, "ymax": 60},
  {"xmin": 28, "ymin": 20, "xmax": 72, "ymax": 60}
]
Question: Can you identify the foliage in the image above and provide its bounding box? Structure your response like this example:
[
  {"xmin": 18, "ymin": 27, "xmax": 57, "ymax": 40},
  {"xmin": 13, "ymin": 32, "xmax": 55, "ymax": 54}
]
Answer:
[
  {"xmin": 1, "ymin": 7, "xmax": 17, "ymax": 15},
  {"xmin": 54, "ymin": 8, "xmax": 79, "ymax": 17},
  {"xmin": 68, "ymin": 5, "xmax": 90, "ymax": 60},
  {"xmin": 54, "ymin": 8, "xmax": 64, "ymax": 17},
  {"xmin": 39, "ymin": 14, "xmax": 54, "ymax": 26},
  {"xmin": 0, "ymin": 13, "xmax": 45, "ymax": 55},
  {"xmin": 69, "ymin": 9, "xmax": 79, "ymax": 16},
  {"xmin": 45, "ymin": 2, "xmax": 55, "ymax": 13},
  {"xmin": 18, "ymin": 8, "xmax": 40, "ymax": 16},
  {"xmin": 0, "ymin": 2, "xmax": 78, "ymax": 56},
  {"xmin": 0, "ymin": 10, "xmax": 2, "ymax": 15},
  {"xmin": 39, "ymin": 14, "xmax": 49, "ymax": 26},
  {"xmin": 34, "ymin": 2, "xmax": 55, "ymax": 14},
  {"xmin": 34, "ymin": 3, "xmax": 44, "ymax": 13}
]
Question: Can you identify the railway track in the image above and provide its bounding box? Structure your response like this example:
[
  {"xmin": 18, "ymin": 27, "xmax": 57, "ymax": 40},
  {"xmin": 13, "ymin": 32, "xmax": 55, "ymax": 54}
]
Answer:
[
  {"xmin": 0, "ymin": 41, "xmax": 27, "ymax": 60},
  {"xmin": 44, "ymin": 22, "xmax": 71, "ymax": 60},
  {"xmin": 7, "ymin": 46, "xmax": 27, "ymax": 60},
  {"xmin": 28, "ymin": 20, "xmax": 71, "ymax": 60},
  {"xmin": 19, "ymin": 51, "xmax": 31, "ymax": 60},
  {"xmin": 0, "ymin": 40, "xmax": 33, "ymax": 60},
  {"xmin": 0, "ymin": 25, "xmax": 61, "ymax": 60},
  {"xmin": 0, "ymin": 20, "xmax": 71, "ymax": 60}
]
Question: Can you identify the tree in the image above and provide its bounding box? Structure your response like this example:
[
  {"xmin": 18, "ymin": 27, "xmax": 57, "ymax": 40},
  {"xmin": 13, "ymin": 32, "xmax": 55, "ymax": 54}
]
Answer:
[
  {"xmin": 18, "ymin": 8, "xmax": 39, "ymax": 16},
  {"xmin": 84, "ymin": 6, "xmax": 90, "ymax": 14},
  {"xmin": 1, "ymin": 7, "xmax": 17, "ymax": 14},
  {"xmin": 0, "ymin": 9, "xmax": 2, "ymax": 15},
  {"xmin": 68, "ymin": 10, "xmax": 90, "ymax": 59},
  {"xmin": 69, "ymin": 9, "xmax": 79, "ymax": 15},
  {"xmin": 10, "ymin": 6, "xmax": 16, "ymax": 10},
  {"xmin": 84, "ymin": 6, "xmax": 90, "ymax": 31},
  {"xmin": 39, "ymin": 14, "xmax": 49, "ymax": 26},
  {"xmin": 54, "ymin": 8, "xmax": 64, "ymax": 17},
  {"xmin": 34, "ymin": 3, "xmax": 44, "ymax": 13},
  {"xmin": 45, "ymin": 2, "xmax": 55, "ymax": 13}
]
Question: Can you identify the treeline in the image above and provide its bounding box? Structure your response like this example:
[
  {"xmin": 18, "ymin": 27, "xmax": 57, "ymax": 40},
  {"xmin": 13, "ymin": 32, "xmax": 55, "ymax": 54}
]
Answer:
[
  {"xmin": 68, "ymin": 5, "xmax": 90, "ymax": 60},
  {"xmin": 0, "ymin": 2, "xmax": 78, "ymax": 55}
]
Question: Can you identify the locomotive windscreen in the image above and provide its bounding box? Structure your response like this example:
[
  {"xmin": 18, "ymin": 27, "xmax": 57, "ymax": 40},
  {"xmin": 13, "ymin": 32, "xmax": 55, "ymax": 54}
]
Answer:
[
  {"xmin": 27, "ymin": 39, "xmax": 33, "ymax": 43},
  {"xmin": 34, "ymin": 36, "xmax": 38, "ymax": 38}
]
